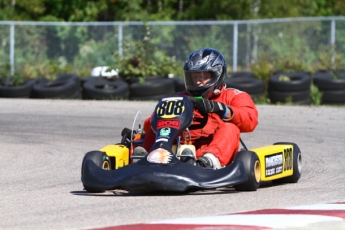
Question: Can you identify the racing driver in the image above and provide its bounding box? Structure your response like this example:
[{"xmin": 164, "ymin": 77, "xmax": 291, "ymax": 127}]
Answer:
[{"xmin": 135, "ymin": 48, "xmax": 258, "ymax": 169}]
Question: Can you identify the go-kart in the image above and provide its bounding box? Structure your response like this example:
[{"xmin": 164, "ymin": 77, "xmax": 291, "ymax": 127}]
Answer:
[{"xmin": 81, "ymin": 96, "xmax": 302, "ymax": 193}]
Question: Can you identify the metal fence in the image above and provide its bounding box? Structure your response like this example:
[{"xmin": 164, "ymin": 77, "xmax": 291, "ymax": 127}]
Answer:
[{"xmin": 1, "ymin": 17, "xmax": 345, "ymax": 76}]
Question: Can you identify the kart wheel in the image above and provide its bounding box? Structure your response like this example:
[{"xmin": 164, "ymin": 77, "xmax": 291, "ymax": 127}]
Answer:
[
  {"xmin": 81, "ymin": 151, "xmax": 111, "ymax": 193},
  {"xmin": 234, "ymin": 151, "xmax": 261, "ymax": 191},
  {"xmin": 273, "ymin": 142, "xmax": 302, "ymax": 183}
]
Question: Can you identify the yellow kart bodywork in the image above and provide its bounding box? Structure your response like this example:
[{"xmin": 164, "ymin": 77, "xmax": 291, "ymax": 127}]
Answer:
[
  {"xmin": 100, "ymin": 144, "xmax": 130, "ymax": 169},
  {"xmin": 251, "ymin": 144, "xmax": 294, "ymax": 181}
]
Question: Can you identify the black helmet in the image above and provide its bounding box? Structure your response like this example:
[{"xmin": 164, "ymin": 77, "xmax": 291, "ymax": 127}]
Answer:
[{"xmin": 183, "ymin": 48, "xmax": 227, "ymax": 99}]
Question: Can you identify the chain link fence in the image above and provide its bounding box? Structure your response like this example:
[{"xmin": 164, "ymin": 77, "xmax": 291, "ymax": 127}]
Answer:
[{"xmin": 1, "ymin": 17, "xmax": 345, "ymax": 77}]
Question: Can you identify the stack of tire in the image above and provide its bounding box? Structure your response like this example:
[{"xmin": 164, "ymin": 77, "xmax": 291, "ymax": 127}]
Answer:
[
  {"xmin": 268, "ymin": 71, "xmax": 311, "ymax": 104},
  {"xmin": 0, "ymin": 79, "xmax": 36, "ymax": 98},
  {"xmin": 225, "ymin": 72, "xmax": 265, "ymax": 99},
  {"xmin": 313, "ymin": 70, "xmax": 345, "ymax": 105},
  {"xmin": 31, "ymin": 74, "xmax": 81, "ymax": 99},
  {"xmin": 82, "ymin": 77, "xmax": 130, "ymax": 100},
  {"xmin": 128, "ymin": 76, "xmax": 175, "ymax": 101}
]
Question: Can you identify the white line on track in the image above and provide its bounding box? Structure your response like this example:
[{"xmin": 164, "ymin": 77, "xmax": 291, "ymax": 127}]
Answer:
[
  {"xmin": 286, "ymin": 203, "xmax": 345, "ymax": 210},
  {"xmin": 152, "ymin": 214, "xmax": 342, "ymax": 229},
  {"xmin": 93, "ymin": 202, "xmax": 345, "ymax": 229}
]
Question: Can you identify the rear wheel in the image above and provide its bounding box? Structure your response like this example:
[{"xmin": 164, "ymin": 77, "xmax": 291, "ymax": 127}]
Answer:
[
  {"xmin": 272, "ymin": 142, "xmax": 302, "ymax": 183},
  {"xmin": 81, "ymin": 151, "xmax": 111, "ymax": 193},
  {"xmin": 234, "ymin": 151, "xmax": 261, "ymax": 191}
]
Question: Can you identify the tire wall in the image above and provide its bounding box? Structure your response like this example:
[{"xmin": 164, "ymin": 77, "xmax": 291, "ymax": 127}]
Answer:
[
  {"xmin": 129, "ymin": 77, "xmax": 175, "ymax": 101},
  {"xmin": 313, "ymin": 70, "xmax": 345, "ymax": 104},
  {"xmin": 268, "ymin": 72, "xmax": 312, "ymax": 105},
  {"xmin": 225, "ymin": 72, "xmax": 265, "ymax": 100},
  {"xmin": 2, "ymin": 71, "xmax": 344, "ymax": 105},
  {"xmin": 82, "ymin": 78, "xmax": 129, "ymax": 100}
]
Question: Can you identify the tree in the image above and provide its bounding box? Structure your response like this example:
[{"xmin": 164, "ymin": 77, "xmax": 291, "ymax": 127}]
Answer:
[
  {"xmin": 41, "ymin": 0, "xmax": 107, "ymax": 22},
  {"xmin": 0, "ymin": 0, "xmax": 45, "ymax": 20},
  {"xmin": 1, "ymin": 0, "xmax": 345, "ymax": 22}
]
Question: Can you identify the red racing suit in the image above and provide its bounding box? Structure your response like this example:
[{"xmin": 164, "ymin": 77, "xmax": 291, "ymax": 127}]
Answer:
[{"xmin": 142, "ymin": 88, "xmax": 258, "ymax": 166}]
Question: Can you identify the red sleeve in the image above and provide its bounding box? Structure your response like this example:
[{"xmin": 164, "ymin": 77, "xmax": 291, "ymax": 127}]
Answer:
[{"xmin": 223, "ymin": 89, "xmax": 258, "ymax": 133}]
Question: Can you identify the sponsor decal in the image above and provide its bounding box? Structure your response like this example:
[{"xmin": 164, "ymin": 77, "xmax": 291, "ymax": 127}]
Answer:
[
  {"xmin": 157, "ymin": 119, "xmax": 181, "ymax": 129},
  {"xmin": 158, "ymin": 128, "xmax": 171, "ymax": 139},
  {"xmin": 265, "ymin": 152, "xmax": 283, "ymax": 177},
  {"xmin": 147, "ymin": 148, "xmax": 173, "ymax": 164},
  {"xmin": 284, "ymin": 148, "xmax": 293, "ymax": 171}
]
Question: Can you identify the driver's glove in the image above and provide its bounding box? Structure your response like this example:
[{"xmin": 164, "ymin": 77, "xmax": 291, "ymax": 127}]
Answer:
[{"xmin": 194, "ymin": 98, "xmax": 228, "ymax": 118}]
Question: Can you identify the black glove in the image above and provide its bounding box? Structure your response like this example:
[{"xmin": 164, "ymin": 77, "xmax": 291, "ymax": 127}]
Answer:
[
  {"xmin": 196, "ymin": 156, "xmax": 213, "ymax": 169},
  {"xmin": 194, "ymin": 98, "xmax": 227, "ymax": 117}
]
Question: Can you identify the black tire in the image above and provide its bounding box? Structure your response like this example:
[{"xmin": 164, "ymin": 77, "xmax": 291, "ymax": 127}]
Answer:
[
  {"xmin": 130, "ymin": 94, "xmax": 174, "ymax": 101},
  {"xmin": 268, "ymin": 72, "xmax": 311, "ymax": 92},
  {"xmin": 250, "ymin": 92, "xmax": 265, "ymax": 99},
  {"xmin": 321, "ymin": 90, "xmax": 345, "ymax": 104},
  {"xmin": 81, "ymin": 151, "xmax": 111, "ymax": 193},
  {"xmin": 32, "ymin": 78, "xmax": 79, "ymax": 99},
  {"xmin": 314, "ymin": 71, "xmax": 345, "ymax": 91},
  {"xmin": 56, "ymin": 75, "xmax": 82, "ymax": 99},
  {"xmin": 272, "ymin": 142, "xmax": 302, "ymax": 183},
  {"xmin": 335, "ymin": 69, "xmax": 345, "ymax": 79},
  {"xmin": 225, "ymin": 77, "xmax": 264, "ymax": 94},
  {"xmin": 233, "ymin": 150, "xmax": 261, "ymax": 191},
  {"xmin": 80, "ymin": 76, "xmax": 105, "ymax": 86},
  {"xmin": 82, "ymin": 78, "xmax": 129, "ymax": 100},
  {"xmin": 229, "ymin": 71, "xmax": 255, "ymax": 78},
  {"xmin": 268, "ymin": 89, "xmax": 310, "ymax": 104},
  {"xmin": 0, "ymin": 79, "xmax": 36, "ymax": 98},
  {"xmin": 57, "ymin": 74, "xmax": 81, "ymax": 87},
  {"xmin": 129, "ymin": 77, "xmax": 175, "ymax": 97}
]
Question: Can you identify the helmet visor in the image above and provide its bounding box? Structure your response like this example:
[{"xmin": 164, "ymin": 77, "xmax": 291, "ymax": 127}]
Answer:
[{"xmin": 184, "ymin": 70, "xmax": 217, "ymax": 92}]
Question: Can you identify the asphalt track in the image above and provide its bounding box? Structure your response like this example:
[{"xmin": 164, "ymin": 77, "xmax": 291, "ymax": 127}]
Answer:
[{"xmin": 0, "ymin": 98, "xmax": 344, "ymax": 229}]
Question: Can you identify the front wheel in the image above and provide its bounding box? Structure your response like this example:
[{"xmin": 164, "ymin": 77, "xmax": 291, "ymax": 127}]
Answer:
[
  {"xmin": 234, "ymin": 151, "xmax": 261, "ymax": 191},
  {"xmin": 81, "ymin": 150, "xmax": 111, "ymax": 193}
]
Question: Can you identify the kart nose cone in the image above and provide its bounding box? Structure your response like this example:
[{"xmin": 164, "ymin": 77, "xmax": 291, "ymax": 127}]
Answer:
[{"xmin": 81, "ymin": 159, "xmax": 247, "ymax": 192}]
